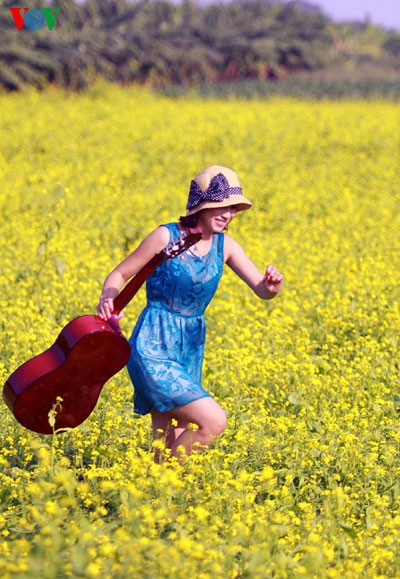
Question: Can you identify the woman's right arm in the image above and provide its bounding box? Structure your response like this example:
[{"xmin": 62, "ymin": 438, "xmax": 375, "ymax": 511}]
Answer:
[{"xmin": 97, "ymin": 225, "xmax": 170, "ymax": 319}]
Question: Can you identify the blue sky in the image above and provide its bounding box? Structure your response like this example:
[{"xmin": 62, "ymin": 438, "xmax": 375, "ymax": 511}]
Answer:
[{"xmin": 313, "ymin": 0, "xmax": 400, "ymax": 31}]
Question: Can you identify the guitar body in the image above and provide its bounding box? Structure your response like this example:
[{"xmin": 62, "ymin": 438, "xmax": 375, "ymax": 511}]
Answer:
[
  {"xmin": 3, "ymin": 315, "xmax": 131, "ymax": 434},
  {"xmin": 3, "ymin": 231, "xmax": 201, "ymax": 434}
]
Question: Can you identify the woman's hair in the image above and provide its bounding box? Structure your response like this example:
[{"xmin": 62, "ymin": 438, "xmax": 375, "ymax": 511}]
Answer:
[
  {"xmin": 179, "ymin": 210, "xmax": 230, "ymax": 231},
  {"xmin": 179, "ymin": 214, "xmax": 200, "ymax": 228}
]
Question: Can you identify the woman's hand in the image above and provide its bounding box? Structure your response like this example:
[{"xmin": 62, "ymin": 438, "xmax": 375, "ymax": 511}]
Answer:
[
  {"xmin": 97, "ymin": 296, "xmax": 116, "ymax": 320},
  {"xmin": 263, "ymin": 265, "xmax": 284, "ymax": 297}
]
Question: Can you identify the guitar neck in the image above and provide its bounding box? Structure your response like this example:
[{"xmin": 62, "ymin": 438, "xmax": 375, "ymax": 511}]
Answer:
[
  {"xmin": 111, "ymin": 231, "xmax": 202, "ymax": 316},
  {"xmin": 112, "ymin": 252, "xmax": 165, "ymax": 315}
]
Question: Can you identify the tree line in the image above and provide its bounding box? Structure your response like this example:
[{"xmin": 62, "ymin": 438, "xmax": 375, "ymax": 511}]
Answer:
[{"xmin": 0, "ymin": 0, "xmax": 399, "ymax": 91}]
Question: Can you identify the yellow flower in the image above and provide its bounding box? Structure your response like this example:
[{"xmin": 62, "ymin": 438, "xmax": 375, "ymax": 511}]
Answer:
[{"xmin": 1, "ymin": 85, "xmax": 399, "ymax": 579}]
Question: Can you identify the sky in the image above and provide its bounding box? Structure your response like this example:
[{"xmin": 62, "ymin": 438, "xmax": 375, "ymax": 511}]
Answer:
[{"xmin": 312, "ymin": 0, "xmax": 400, "ymax": 31}]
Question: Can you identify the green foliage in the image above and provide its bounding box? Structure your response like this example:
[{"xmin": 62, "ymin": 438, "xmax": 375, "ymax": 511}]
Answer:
[
  {"xmin": 0, "ymin": 0, "xmax": 399, "ymax": 92},
  {"xmin": 162, "ymin": 76, "xmax": 400, "ymax": 100},
  {"xmin": 383, "ymin": 33, "xmax": 400, "ymax": 59}
]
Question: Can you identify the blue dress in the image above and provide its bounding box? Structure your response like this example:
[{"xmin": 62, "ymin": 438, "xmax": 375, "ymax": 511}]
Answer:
[{"xmin": 126, "ymin": 222, "xmax": 224, "ymax": 415}]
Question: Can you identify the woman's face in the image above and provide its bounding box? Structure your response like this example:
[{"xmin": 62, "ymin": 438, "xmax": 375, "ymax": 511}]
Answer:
[{"xmin": 197, "ymin": 205, "xmax": 239, "ymax": 233}]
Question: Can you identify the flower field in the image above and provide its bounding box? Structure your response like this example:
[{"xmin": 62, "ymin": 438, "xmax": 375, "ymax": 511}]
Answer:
[{"xmin": 0, "ymin": 85, "xmax": 399, "ymax": 578}]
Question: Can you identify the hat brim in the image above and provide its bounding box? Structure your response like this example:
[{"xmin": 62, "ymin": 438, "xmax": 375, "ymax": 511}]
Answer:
[{"xmin": 185, "ymin": 195, "xmax": 252, "ymax": 217}]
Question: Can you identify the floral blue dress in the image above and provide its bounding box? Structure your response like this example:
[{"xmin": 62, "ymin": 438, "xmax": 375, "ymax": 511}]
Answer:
[{"xmin": 126, "ymin": 222, "xmax": 224, "ymax": 415}]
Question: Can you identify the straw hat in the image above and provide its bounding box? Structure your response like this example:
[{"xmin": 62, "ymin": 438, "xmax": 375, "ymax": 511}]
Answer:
[{"xmin": 185, "ymin": 165, "xmax": 252, "ymax": 216}]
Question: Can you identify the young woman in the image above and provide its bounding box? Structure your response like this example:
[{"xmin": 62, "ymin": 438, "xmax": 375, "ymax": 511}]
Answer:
[{"xmin": 97, "ymin": 165, "xmax": 283, "ymax": 459}]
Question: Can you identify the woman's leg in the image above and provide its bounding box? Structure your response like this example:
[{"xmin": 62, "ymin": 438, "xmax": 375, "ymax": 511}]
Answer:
[
  {"xmin": 150, "ymin": 407, "xmax": 187, "ymax": 449},
  {"xmin": 150, "ymin": 397, "xmax": 227, "ymax": 459},
  {"xmin": 168, "ymin": 397, "xmax": 227, "ymax": 458}
]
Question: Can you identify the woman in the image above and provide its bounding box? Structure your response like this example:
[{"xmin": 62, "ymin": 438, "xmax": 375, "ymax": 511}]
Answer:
[{"xmin": 97, "ymin": 165, "xmax": 283, "ymax": 459}]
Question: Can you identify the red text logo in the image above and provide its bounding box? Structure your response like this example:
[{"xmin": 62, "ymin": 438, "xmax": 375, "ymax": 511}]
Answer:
[{"xmin": 9, "ymin": 7, "xmax": 60, "ymax": 31}]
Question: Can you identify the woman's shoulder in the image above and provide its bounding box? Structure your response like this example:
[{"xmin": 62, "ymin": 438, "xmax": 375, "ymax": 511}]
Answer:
[
  {"xmin": 158, "ymin": 222, "xmax": 181, "ymax": 238},
  {"xmin": 223, "ymin": 232, "xmax": 239, "ymax": 249},
  {"xmin": 137, "ymin": 224, "xmax": 171, "ymax": 254},
  {"xmin": 151, "ymin": 223, "xmax": 180, "ymax": 241},
  {"xmin": 222, "ymin": 233, "xmax": 245, "ymax": 261}
]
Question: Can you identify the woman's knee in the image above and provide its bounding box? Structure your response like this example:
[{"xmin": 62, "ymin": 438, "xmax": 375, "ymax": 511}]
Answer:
[
  {"xmin": 170, "ymin": 397, "xmax": 227, "ymax": 437},
  {"xmin": 203, "ymin": 405, "xmax": 227, "ymax": 436}
]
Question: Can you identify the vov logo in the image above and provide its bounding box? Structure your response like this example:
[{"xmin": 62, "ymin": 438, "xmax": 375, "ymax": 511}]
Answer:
[{"xmin": 9, "ymin": 7, "xmax": 61, "ymax": 31}]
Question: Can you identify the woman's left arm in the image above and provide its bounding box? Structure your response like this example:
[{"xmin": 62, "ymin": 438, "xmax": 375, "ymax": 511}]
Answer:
[{"xmin": 224, "ymin": 234, "xmax": 283, "ymax": 300}]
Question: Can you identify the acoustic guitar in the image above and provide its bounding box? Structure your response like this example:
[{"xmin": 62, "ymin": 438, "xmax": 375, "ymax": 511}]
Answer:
[{"xmin": 3, "ymin": 231, "xmax": 201, "ymax": 434}]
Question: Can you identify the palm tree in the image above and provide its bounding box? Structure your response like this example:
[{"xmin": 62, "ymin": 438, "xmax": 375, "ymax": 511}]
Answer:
[{"xmin": 273, "ymin": 1, "xmax": 333, "ymax": 71}]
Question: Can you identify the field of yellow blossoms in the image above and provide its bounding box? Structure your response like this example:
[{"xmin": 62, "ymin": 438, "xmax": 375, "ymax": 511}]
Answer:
[{"xmin": 0, "ymin": 84, "xmax": 399, "ymax": 578}]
